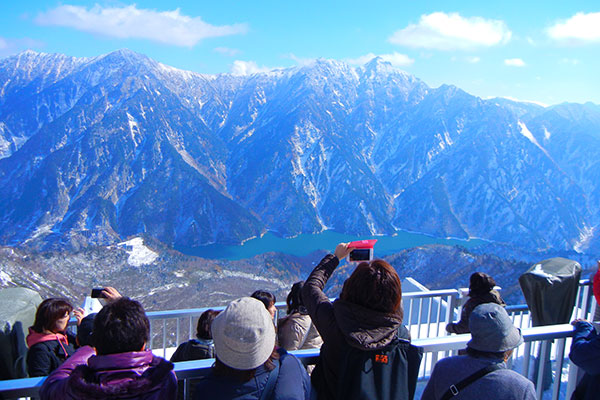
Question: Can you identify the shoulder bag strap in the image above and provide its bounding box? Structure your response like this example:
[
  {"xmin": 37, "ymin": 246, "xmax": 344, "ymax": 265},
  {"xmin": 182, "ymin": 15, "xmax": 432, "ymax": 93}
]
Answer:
[
  {"xmin": 259, "ymin": 359, "xmax": 280, "ymax": 400},
  {"xmin": 440, "ymin": 363, "xmax": 503, "ymax": 400}
]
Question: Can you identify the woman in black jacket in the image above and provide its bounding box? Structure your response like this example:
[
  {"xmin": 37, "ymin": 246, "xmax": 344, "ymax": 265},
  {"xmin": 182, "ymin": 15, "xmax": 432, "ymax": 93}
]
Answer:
[
  {"xmin": 26, "ymin": 298, "xmax": 80, "ymax": 377},
  {"xmin": 302, "ymin": 243, "xmax": 414, "ymax": 400}
]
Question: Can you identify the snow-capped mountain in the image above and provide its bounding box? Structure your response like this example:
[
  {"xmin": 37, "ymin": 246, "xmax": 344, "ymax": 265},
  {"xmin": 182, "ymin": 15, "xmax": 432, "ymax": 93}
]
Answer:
[{"xmin": 1, "ymin": 49, "xmax": 599, "ymax": 253}]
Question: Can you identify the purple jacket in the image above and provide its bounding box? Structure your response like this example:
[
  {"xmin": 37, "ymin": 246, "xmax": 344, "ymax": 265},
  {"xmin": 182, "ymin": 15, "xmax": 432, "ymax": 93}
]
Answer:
[{"xmin": 40, "ymin": 346, "xmax": 177, "ymax": 400}]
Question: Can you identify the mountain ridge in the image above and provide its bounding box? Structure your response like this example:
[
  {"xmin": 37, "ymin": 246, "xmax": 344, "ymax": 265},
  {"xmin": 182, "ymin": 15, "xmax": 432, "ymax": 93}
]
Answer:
[{"xmin": 1, "ymin": 49, "xmax": 599, "ymax": 254}]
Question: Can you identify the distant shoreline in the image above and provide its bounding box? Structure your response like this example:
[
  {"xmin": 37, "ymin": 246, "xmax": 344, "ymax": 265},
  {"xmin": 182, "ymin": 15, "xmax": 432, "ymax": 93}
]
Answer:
[{"xmin": 175, "ymin": 229, "xmax": 489, "ymax": 261}]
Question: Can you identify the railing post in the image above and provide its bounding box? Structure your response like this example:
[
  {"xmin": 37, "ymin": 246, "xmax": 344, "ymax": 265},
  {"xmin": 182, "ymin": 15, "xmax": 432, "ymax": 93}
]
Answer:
[
  {"xmin": 162, "ymin": 319, "xmax": 167, "ymax": 359},
  {"xmin": 445, "ymin": 294, "xmax": 455, "ymax": 328},
  {"xmin": 426, "ymin": 295, "xmax": 434, "ymax": 338},
  {"xmin": 522, "ymin": 341, "xmax": 532, "ymax": 380},
  {"xmin": 551, "ymin": 338, "xmax": 566, "ymax": 400},
  {"xmin": 566, "ymin": 361, "xmax": 583, "ymax": 399},
  {"xmin": 408, "ymin": 298, "xmax": 414, "ymax": 328},
  {"xmin": 535, "ymin": 340, "xmax": 548, "ymax": 399}
]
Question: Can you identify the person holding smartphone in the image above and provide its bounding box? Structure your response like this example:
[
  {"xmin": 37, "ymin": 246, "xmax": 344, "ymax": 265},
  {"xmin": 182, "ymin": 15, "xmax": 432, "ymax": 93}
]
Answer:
[{"xmin": 26, "ymin": 299, "xmax": 84, "ymax": 377}]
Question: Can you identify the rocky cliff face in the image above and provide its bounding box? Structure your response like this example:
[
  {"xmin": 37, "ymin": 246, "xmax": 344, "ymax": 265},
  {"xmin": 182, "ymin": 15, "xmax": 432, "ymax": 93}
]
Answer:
[{"xmin": 1, "ymin": 50, "xmax": 599, "ymax": 253}]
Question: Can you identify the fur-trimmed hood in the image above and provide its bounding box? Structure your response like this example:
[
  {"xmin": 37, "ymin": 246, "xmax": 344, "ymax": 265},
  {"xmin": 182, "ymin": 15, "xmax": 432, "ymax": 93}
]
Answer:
[
  {"xmin": 66, "ymin": 351, "xmax": 174, "ymax": 399},
  {"xmin": 333, "ymin": 299, "xmax": 405, "ymax": 350}
]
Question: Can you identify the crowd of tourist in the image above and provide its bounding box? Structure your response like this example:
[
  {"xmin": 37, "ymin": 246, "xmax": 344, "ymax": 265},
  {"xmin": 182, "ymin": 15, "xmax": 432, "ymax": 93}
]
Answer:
[{"xmin": 8, "ymin": 246, "xmax": 599, "ymax": 399}]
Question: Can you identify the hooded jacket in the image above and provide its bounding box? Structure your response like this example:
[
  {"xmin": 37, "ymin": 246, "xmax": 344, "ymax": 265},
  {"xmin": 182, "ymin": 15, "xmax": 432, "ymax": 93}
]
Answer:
[
  {"xmin": 194, "ymin": 348, "xmax": 311, "ymax": 400},
  {"xmin": 446, "ymin": 290, "xmax": 506, "ymax": 334},
  {"xmin": 278, "ymin": 313, "xmax": 323, "ymax": 351},
  {"xmin": 302, "ymin": 254, "xmax": 408, "ymax": 400},
  {"xmin": 570, "ymin": 320, "xmax": 600, "ymax": 400},
  {"xmin": 40, "ymin": 345, "xmax": 177, "ymax": 400},
  {"xmin": 170, "ymin": 338, "xmax": 214, "ymax": 362},
  {"xmin": 26, "ymin": 328, "xmax": 76, "ymax": 377}
]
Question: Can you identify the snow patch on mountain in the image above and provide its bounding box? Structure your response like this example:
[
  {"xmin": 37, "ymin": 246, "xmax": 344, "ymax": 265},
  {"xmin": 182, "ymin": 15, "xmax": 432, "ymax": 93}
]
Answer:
[
  {"xmin": 518, "ymin": 121, "xmax": 551, "ymax": 158},
  {"xmin": 24, "ymin": 224, "xmax": 53, "ymax": 244},
  {"xmin": 157, "ymin": 62, "xmax": 197, "ymax": 81},
  {"xmin": 118, "ymin": 237, "xmax": 158, "ymax": 266},
  {"xmin": 574, "ymin": 225, "xmax": 594, "ymax": 253},
  {"xmin": 0, "ymin": 129, "xmax": 9, "ymax": 158},
  {"xmin": 0, "ymin": 270, "xmax": 13, "ymax": 285},
  {"xmin": 126, "ymin": 113, "xmax": 141, "ymax": 146},
  {"xmin": 543, "ymin": 127, "xmax": 551, "ymax": 140},
  {"xmin": 146, "ymin": 282, "xmax": 189, "ymax": 296},
  {"xmin": 220, "ymin": 269, "xmax": 288, "ymax": 288}
]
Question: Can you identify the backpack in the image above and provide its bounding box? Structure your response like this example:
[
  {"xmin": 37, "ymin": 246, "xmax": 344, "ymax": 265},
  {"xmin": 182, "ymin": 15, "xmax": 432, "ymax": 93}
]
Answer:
[{"xmin": 336, "ymin": 327, "xmax": 423, "ymax": 400}]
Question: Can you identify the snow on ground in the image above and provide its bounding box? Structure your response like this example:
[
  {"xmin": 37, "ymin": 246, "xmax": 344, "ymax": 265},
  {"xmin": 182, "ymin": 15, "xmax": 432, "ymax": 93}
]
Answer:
[
  {"xmin": 117, "ymin": 237, "xmax": 159, "ymax": 267},
  {"xmin": 0, "ymin": 270, "xmax": 13, "ymax": 285}
]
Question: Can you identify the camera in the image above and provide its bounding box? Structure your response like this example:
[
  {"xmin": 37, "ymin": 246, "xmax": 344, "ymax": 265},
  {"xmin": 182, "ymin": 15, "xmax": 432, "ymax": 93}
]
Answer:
[
  {"xmin": 91, "ymin": 288, "xmax": 105, "ymax": 298},
  {"xmin": 347, "ymin": 248, "xmax": 373, "ymax": 262}
]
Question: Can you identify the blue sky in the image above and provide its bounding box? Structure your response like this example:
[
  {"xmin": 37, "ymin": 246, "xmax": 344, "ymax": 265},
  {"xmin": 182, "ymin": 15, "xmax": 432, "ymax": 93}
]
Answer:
[{"xmin": 1, "ymin": 1, "xmax": 600, "ymax": 106}]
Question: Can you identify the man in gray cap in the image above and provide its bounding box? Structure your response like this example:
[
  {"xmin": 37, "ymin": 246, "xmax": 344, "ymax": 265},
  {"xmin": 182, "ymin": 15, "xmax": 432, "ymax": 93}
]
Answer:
[{"xmin": 422, "ymin": 303, "xmax": 536, "ymax": 399}]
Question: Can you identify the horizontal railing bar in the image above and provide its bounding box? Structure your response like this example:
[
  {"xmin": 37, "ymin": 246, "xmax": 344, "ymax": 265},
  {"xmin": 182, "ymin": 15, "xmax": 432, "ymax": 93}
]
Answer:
[
  {"xmin": 144, "ymin": 291, "xmax": 462, "ymax": 321},
  {"xmin": 506, "ymin": 304, "xmax": 529, "ymax": 313},
  {"xmin": 403, "ymin": 289, "xmax": 460, "ymax": 299},
  {"xmin": 0, "ymin": 376, "xmax": 45, "ymax": 398}
]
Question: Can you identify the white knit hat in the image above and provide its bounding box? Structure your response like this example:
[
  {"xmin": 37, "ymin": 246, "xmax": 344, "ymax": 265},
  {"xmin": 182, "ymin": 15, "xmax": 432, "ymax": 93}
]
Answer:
[{"xmin": 211, "ymin": 297, "xmax": 276, "ymax": 370}]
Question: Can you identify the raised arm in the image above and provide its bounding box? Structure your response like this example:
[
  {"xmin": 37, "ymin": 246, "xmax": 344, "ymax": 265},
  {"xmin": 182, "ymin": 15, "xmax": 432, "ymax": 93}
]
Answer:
[{"xmin": 301, "ymin": 243, "xmax": 351, "ymax": 342}]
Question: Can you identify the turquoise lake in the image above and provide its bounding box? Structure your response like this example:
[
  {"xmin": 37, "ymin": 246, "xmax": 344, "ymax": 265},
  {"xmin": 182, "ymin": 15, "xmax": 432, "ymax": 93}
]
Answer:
[{"xmin": 176, "ymin": 230, "xmax": 488, "ymax": 260}]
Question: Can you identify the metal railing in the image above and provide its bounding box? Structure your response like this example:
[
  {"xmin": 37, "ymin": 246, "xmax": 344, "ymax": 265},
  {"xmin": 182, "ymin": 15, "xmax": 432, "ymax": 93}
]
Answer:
[
  {"xmin": 140, "ymin": 279, "xmax": 594, "ymax": 357},
  {"xmin": 0, "ymin": 324, "xmax": 578, "ymax": 400},
  {"xmin": 4, "ymin": 279, "xmax": 593, "ymax": 399}
]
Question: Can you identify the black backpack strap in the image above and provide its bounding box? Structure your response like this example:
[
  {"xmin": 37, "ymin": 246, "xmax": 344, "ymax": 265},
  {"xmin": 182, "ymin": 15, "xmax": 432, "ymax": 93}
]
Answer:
[
  {"xmin": 259, "ymin": 359, "xmax": 280, "ymax": 400},
  {"xmin": 440, "ymin": 363, "xmax": 503, "ymax": 400}
]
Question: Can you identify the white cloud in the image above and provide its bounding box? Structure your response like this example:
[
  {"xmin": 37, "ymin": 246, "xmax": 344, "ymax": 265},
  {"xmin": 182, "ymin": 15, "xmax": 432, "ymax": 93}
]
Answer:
[
  {"xmin": 504, "ymin": 58, "xmax": 526, "ymax": 67},
  {"xmin": 346, "ymin": 52, "xmax": 414, "ymax": 67},
  {"xmin": 230, "ymin": 60, "xmax": 273, "ymax": 76},
  {"xmin": 283, "ymin": 53, "xmax": 316, "ymax": 66},
  {"xmin": 35, "ymin": 5, "xmax": 247, "ymax": 47},
  {"xmin": 560, "ymin": 58, "xmax": 580, "ymax": 65},
  {"xmin": 214, "ymin": 47, "xmax": 240, "ymax": 57},
  {"xmin": 547, "ymin": 12, "xmax": 600, "ymax": 43},
  {"xmin": 466, "ymin": 56, "xmax": 480, "ymax": 63},
  {"xmin": 495, "ymin": 96, "xmax": 548, "ymax": 108},
  {"xmin": 389, "ymin": 12, "xmax": 511, "ymax": 50}
]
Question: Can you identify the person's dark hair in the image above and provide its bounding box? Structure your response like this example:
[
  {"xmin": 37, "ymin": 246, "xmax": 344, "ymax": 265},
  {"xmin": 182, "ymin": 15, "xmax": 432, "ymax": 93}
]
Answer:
[
  {"xmin": 340, "ymin": 259, "xmax": 403, "ymax": 318},
  {"xmin": 213, "ymin": 347, "xmax": 280, "ymax": 382},
  {"xmin": 77, "ymin": 313, "xmax": 97, "ymax": 347},
  {"xmin": 32, "ymin": 298, "xmax": 73, "ymax": 334},
  {"xmin": 466, "ymin": 346, "xmax": 511, "ymax": 360},
  {"xmin": 250, "ymin": 290, "xmax": 276, "ymax": 311},
  {"xmin": 92, "ymin": 297, "xmax": 150, "ymax": 355},
  {"xmin": 469, "ymin": 272, "xmax": 496, "ymax": 297},
  {"xmin": 286, "ymin": 281, "xmax": 306, "ymax": 315},
  {"xmin": 196, "ymin": 309, "xmax": 220, "ymax": 340}
]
